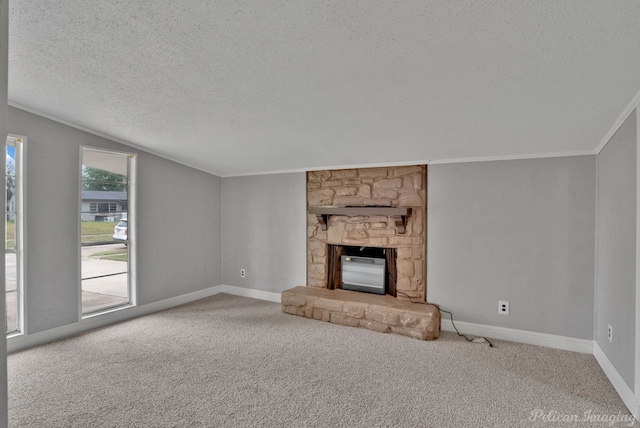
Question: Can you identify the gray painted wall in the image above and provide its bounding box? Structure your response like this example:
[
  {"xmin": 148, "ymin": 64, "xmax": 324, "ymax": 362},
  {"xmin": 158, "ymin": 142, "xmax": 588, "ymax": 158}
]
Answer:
[
  {"xmin": 596, "ymin": 111, "xmax": 637, "ymax": 390},
  {"xmin": 427, "ymin": 156, "xmax": 596, "ymax": 339},
  {"xmin": 136, "ymin": 154, "xmax": 222, "ymax": 305},
  {"xmin": 5, "ymin": 94, "xmax": 636, "ymax": 410},
  {"xmin": 222, "ymin": 173, "xmax": 306, "ymax": 292},
  {"xmin": 8, "ymin": 107, "xmax": 222, "ymax": 334},
  {"xmin": 221, "ymin": 160, "xmax": 598, "ymax": 342}
]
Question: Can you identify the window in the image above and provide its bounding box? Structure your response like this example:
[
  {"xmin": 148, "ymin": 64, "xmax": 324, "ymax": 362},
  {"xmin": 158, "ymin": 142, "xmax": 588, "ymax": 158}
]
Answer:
[
  {"xmin": 91, "ymin": 202, "xmax": 119, "ymax": 213},
  {"xmin": 81, "ymin": 147, "xmax": 136, "ymax": 316},
  {"xmin": 6, "ymin": 136, "xmax": 24, "ymax": 335}
]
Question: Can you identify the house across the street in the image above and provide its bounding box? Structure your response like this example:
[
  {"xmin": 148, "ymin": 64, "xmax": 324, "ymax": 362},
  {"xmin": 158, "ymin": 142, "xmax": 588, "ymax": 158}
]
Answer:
[{"xmin": 81, "ymin": 190, "xmax": 127, "ymax": 222}]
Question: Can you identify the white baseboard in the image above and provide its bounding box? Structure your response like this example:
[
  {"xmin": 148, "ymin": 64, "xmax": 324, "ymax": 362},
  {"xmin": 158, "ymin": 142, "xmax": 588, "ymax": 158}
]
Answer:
[
  {"xmin": 7, "ymin": 285, "xmax": 283, "ymax": 354},
  {"xmin": 593, "ymin": 342, "xmax": 639, "ymax": 418},
  {"xmin": 440, "ymin": 318, "xmax": 594, "ymax": 354},
  {"xmin": 8, "ymin": 285, "xmax": 225, "ymax": 353},
  {"xmin": 10, "ymin": 284, "xmax": 638, "ymax": 421},
  {"xmin": 217, "ymin": 284, "xmax": 282, "ymax": 303}
]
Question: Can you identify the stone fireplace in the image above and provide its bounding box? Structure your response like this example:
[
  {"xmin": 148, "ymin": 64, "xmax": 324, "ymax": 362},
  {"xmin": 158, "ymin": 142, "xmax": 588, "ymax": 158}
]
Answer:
[
  {"xmin": 306, "ymin": 165, "xmax": 427, "ymax": 301},
  {"xmin": 281, "ymin": 165, "xmax": 439, "ymax": 341}
]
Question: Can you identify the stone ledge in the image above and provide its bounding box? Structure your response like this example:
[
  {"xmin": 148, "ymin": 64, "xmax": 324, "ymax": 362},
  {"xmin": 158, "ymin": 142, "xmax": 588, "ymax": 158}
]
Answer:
[{"xmin": 281, "ymin": 286, "xmax": 440, "ymax": 340}]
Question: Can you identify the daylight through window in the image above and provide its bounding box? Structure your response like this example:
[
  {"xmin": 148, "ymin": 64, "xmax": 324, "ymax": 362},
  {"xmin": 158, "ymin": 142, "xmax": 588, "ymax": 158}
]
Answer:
[
  {"xmin": 80, "ymin": 147, "xmax": 135, "ymax": 315},
  {"xmin": 6, "ymin": 136, "xmax": 24, "ymax": 335}
]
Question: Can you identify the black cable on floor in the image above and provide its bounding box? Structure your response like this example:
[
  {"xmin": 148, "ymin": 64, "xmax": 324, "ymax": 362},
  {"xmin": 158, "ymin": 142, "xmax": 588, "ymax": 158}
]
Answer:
[{"xmin": 396, "ymin": 291, "xmax": 494, "ymax": 348}]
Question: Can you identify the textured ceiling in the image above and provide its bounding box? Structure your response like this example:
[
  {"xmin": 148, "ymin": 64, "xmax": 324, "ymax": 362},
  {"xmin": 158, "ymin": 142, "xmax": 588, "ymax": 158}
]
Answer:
[{"xmin": 8, "ymin": 1, "xmax": 640, "ymax": 176}]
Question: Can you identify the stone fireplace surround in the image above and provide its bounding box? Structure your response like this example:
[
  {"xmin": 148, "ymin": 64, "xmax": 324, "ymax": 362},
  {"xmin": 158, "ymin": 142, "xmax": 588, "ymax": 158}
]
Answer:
[
  {"xmin": 281, "ymin": 165, "xmax": 440, "ymax": 340},
  {"xmin": 307, "ymin": 165, "xmax": 427, "ymax": 301}
]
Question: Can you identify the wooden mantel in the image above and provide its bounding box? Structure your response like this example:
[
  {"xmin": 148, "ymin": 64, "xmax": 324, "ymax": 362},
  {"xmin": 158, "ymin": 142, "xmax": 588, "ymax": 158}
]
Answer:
[{"xmin": 308, "ymin": 206, "xmax": 412, "ymax": 234}]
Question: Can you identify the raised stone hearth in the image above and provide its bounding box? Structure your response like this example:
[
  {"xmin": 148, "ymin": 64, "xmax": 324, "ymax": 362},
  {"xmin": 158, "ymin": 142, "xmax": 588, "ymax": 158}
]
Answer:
[{"xmin": 282, "ymin": 286, "xmax": 440, "ymax": 340}]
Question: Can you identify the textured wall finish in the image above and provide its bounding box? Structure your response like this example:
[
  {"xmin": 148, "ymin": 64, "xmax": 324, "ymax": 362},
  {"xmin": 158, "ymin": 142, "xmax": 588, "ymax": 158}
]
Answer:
[
  {"xmin": 7, "ymin": 107, "xmax": 223, "ymax": 334},
  {"xmin": 222, "ymin": 173, "xmax": 307, "ymax": 293},
  {"xmin": 307, "ymin": 166, "xmax": 427, "ymax": 301},
  {"xmin": 596, "ymin": 111, "xmax": 636, "ymax": 389},
  {"xmin": 428, "ymin": 156, "xmax": 596, "ymax": 340},
  {"xmin": 8, "ymin": 1, "xmax": 640, "ymax": 176}
]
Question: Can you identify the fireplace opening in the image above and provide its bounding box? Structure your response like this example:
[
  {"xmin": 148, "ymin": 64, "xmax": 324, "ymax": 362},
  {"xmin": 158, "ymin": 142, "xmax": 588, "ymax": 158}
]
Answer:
[
  {"xmin": 341, "ymin": 255, "xmax": 385, "ymax": 295},
  {"xmin": 327, "ymin": 245, "xmax": 397, "ymax": 297}
]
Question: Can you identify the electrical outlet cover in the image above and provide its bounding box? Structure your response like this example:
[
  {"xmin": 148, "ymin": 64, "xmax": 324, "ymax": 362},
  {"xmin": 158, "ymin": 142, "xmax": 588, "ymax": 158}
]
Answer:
[{"xmin": 498, "ymin": 300, "xmax": 509, "ymax": 315}]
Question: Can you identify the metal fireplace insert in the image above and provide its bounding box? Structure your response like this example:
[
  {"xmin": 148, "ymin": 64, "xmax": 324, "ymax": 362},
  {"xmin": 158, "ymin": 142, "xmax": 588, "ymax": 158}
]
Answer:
[{"xmin": 340, "ymin": 255, "xmax": 386, "ymax": 295}]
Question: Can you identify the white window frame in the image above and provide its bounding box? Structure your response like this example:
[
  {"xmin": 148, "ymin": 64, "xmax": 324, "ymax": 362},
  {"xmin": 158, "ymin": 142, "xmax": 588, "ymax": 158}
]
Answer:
[
  {"xmin": 79, "ymin": 146, "xmax": 137, "ymax": 319},
  {"xmin": 6, "ymin": 135, "xmax": 25, "ymax": 337}
]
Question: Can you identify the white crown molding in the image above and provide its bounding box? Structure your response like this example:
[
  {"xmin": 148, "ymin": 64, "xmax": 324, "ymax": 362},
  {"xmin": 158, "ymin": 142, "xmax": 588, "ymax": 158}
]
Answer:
[
  {"xmin": 222, "ymin": 168, "xmax": 311, "ymax": 178},
  {"xmin": 7, "ymin": 101, "xmax": 223, "ymax": 178},
  {"xmin": 8, "ymin": 101, "xmax": 602, "ymax": 180},
  {"xmin": 221, "ymin": 160, "xmax": 433, "ymax": 178},
  {"xmin": 594, "ymin": 341, "xmax": 639, "ymax": 419},
  {"xmin": 12, "ymin": 87, "xmax": 640, "ymax": 180},
  {"xmin": 440, "ymin": 318, "xmax": 593, "ymax": 354},
  {"xmin": 222, "ymin": 151, "xmax": 600, "ymax": 178},
  {"xmin": 595, "ymin": 88, "xmax": 640, "ymax": 155},
  {"xmin": 428, "ymin": 150, "xmax": 596, "ymax": 166}
]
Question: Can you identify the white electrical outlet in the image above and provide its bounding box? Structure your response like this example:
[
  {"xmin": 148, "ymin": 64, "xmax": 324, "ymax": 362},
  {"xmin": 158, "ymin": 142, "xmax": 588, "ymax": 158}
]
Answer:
[
  {"xmin": 608, "ymin": 324, "xmax": 613, "ymax": 342},
  {"xmin": 498, "ymin": 300, "xmax": 509, "ymax": 315},
  {"xmin": 240, "ymin": 269, "xmax": 246, "ymax": 278}
]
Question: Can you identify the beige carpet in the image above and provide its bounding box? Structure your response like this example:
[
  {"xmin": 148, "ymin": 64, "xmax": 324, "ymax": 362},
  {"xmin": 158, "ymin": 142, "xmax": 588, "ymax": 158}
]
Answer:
[{"xmin": 8, "ymin": 294, "xmax": 635, "ymax": 427}]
